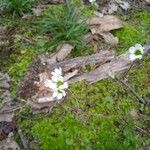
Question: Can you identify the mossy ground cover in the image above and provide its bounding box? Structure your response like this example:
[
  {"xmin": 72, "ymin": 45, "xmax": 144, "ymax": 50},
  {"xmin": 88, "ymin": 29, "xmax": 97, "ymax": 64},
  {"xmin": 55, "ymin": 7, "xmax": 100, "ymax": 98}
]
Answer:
[{"xmin": 0, "ymin": 2, "xmax": 150, "ymax": 149}]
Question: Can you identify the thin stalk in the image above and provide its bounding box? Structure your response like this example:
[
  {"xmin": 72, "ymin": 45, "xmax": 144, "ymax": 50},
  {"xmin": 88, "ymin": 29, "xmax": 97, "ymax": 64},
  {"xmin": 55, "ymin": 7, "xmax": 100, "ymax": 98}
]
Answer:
[{"xmin": 111, "ymin": 76, "xmax": 146, "ymax": 104}]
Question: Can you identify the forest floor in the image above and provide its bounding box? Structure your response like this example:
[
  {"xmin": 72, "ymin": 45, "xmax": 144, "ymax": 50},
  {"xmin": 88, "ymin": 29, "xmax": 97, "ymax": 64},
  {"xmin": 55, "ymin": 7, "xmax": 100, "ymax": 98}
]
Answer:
[{"xmin": 0, "ymin": 0, "xmax": 150, "ymax": 149}]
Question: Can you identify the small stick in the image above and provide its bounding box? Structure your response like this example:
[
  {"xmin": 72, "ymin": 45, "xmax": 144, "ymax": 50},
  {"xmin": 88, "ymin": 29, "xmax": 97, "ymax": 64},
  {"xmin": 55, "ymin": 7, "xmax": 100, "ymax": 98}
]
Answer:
[
  {"xmin": 18, "ymin": 129, "xmax": 29, "ymax": 150},
  {"xmin": 121, "ymin": 63, "xmax": 134, "ymax": 80},
  {"xmin": 110, "ymin": 76, "xmax": 146, "ymax": 104}
]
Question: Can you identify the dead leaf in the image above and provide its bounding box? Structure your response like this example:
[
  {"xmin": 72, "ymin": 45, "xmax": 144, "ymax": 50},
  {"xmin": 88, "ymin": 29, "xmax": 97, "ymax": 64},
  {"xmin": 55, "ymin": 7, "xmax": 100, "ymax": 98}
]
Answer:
[
  {"xmin": 28, "ymin": 100, "xmax": 55, "ymax": 113},
  {"xmin": 22, "ymin": 14, "xmax": 33, "ymax": 19},
  {"xmin": 54, "ymin": 43, "xmax": 74, "ymax": 62},
  {"xmin": 87, "ymin": 15, "xmax": 123, "ymax": 32},
  {"xmin": 84, "ymin": 33, "xmax": 94, "ymax": 43},
  {"xmin": 100, "ymin": 32, "xmax": 118, "ymax": 45},
  {"xmin": 0, "ymin": 132, "xmax": 20, "ymax": 149},
  {"xmin": 0, "ymin": 113, "xmax": 14, "ymax": 122},
  {"xmin": 32, "ymin": 71, "xmax": 54, "ymax": 103},
  {"xmin": 0, "ymin": 73, "xmax": 10, "ymax": 89},
  {"xmin": 32, "ymin": 8, "xmax": 43, "ymax": 16},
  {"xmin": 0, "ymin": 121, "xmax": 16, "ymax": 141},
  {"xmin": 40, "ymin": 43, "xmax": 74, "ymax": 65},
  {"xmin": 130, "ymin": 109, "xmax": 140, "ymax": 120},
  {"xmin": 47, "ymin": 0, "xmax": 64, "ymax": 4}
]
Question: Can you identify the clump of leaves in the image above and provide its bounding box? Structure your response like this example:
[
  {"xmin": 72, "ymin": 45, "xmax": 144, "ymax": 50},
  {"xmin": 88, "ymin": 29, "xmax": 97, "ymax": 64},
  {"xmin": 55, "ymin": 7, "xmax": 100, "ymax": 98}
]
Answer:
[
  {"xmin": 0, "ymin": 0, "xmax": 37, "ymax": 17},
  {"xmin": 39, "ymin": 1, "xmax": 89, "ymax": 51}
]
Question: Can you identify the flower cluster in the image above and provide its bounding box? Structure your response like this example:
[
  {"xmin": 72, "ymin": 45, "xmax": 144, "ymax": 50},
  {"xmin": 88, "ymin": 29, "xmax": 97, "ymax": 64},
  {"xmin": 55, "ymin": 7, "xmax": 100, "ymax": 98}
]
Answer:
[
  {"xmin": 44, "ymin": 68, "xmax": 68, "ymax": 100},
  {"xmin": 129, "ymin": 44, "xmax": 144, "ymax": 61}
]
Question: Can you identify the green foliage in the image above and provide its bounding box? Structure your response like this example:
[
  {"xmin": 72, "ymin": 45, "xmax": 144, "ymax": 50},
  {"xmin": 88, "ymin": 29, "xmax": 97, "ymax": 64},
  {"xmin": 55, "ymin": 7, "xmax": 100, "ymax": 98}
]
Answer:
[
  {"xmin": 39, "ymin": 3, "xmax": 89, "ymax": 51},
  {"xmin": 0, "ymin": 0, "xmax": 37, "ymax": 17}
]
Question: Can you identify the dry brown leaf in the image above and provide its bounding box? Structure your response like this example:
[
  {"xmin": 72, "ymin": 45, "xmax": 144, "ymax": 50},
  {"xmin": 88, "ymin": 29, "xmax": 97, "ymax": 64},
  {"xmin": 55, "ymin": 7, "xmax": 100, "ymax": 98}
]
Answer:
[
  {"xmin": 130, "ymin": 109, "xmax": 140, "ymax": 120},
  {"xmin": 54, "ymin": 44, "xmax": 74, "ymax": 62},
  {"xmin": 33, "ymin": 71, "xmax": 54, "ymax": 103},
  {"xmin": 40, "ymin": 43, "xmax": 74, "ymax": 65},
  {"xmin": 100, "ymin": 32, "xmax": 118, "ymax": 45},
  {"xmin": 32, "ymin": 8, "xmax": 43, "ymax": 16},
  {"xmin": 0, "ymin": 133, "xmax": 20, "ymax": 149},
  {"xmin": 87, "ymin": 15, "xmax": 123, "ymax": 32},
  {"xmin": 0, "ymin": 113, "xmax": 14, "ymax": 122},
  {"xmin": 0, "ymin": 73, "xmax": 10, "ymax": 89},
  {"xmin": 28, "ymin": 100, "xmax": 55, "ymax": 113}
]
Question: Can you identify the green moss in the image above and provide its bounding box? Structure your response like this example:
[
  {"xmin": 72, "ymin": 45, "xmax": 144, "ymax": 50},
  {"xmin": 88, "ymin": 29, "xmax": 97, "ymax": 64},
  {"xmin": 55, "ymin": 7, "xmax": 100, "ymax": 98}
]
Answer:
[
  {"xmin": 134, "ymin": 11, "xmax": 150, "ymax": 26},
  {"xmin": 114, "ymin": 12, "xmax": 150, "ymax": 55},
  {"xmin": 114, "ymin": 25, "xmax": 145, "ymax": 54},
  {"xmin": 4, "ymin": 47, "xmax": 37, "ymax": 95}
]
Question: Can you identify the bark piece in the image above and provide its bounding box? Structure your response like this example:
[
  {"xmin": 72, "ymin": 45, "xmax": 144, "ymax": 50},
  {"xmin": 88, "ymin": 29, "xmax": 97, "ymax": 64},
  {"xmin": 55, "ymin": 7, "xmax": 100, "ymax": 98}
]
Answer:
[
  {"xmin": 69, "ymin": 45, "xmax": 150, "ymax": 84},
  {"xmin": 48, "ymin": 50, "xmax": 115, "ymax": 72}
]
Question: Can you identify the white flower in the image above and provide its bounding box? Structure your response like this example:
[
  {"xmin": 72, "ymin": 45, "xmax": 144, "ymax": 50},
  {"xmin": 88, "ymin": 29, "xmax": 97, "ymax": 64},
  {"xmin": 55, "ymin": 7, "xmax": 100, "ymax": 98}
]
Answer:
[
  {"xmin": 51, "ymin": 68, "xmax": 63, "ymax": 82},
  {"xmin": 52, "ymin": 82, "xmax": 68, "ymax": 100},
  {"xmin": 44, "ymin": 79, "xmax": 57, "ymax": 90},
  {"xmin": 129, "ymin": 44, "xmax": 144, "ymax": 61},
  {"xmin": 44, "ymin": 68, "xmax": 68, "ymax": 100},
  {"xmin": 89, "ymin": 0, "xmax": 96, "ymax": 4},
  {"xmin": 51, "ymin": 68, "xmax": 62, "ymax": 77}
]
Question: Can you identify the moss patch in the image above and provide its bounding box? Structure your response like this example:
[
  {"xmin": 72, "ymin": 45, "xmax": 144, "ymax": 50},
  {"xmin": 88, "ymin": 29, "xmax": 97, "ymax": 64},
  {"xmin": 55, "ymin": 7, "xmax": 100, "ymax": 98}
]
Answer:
[{"xmin": 114, "ymin": 11, "xmax": 150, "ymax": 55}]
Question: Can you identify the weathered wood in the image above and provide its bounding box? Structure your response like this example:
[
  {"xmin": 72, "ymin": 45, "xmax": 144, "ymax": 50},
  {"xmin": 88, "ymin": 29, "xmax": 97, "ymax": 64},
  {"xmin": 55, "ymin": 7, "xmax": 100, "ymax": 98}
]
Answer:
[
  {"xmin": 47, "ymin": 50, "xmax": 115, "ymax": 72},
  {"xmin": 69, "ymin": 44, "xmax": 150, "ymax": 84}
]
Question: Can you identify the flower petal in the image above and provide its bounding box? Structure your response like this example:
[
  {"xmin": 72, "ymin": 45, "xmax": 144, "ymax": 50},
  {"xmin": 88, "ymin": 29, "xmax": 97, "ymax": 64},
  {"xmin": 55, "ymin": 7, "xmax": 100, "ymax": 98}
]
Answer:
[
  {"xmin": 129, "ymin": 47, "xmax": 136, "ymax": 54},
  {"xmin": 57, "ymin": 93, "xmax": 63, "ymax": 100},
  {"xmin": 53, "ymin": 91, "xmax": 58, "ymax": 98},
  {"xmin": 135, "ymin": 44, "xmax": 142, "ymax": 49},
  {"xmin": 136, "ymin": 55, "xmax": 142, "ymax": 59},
  {"xmin": 135, "ymin": 44, "xmax": 144, "ymax": 54},
  {"xmin": 51, "ymin": 75, "xmax": 59, "ymax": 82},
  {"xmin": 44, "ymin": 80, "xmax": 57, "ymax": 89},
  {"xmin": 51, "ymin": 71, "xmax": 57, "ymax": 76},
  {"xmin": 62, "ymin": 90, "xmax": 66, "ymax": 97},
  {"xmin": 130, "ymin": 54, "xmax": 136, "ymax": 61},
  {"xmin": 59, "ymin": 82, "xmax": 68, "ymax": 90},
  {"xmin": 55, "ymin": 68, "xmax": 62, "ymax": 76}
]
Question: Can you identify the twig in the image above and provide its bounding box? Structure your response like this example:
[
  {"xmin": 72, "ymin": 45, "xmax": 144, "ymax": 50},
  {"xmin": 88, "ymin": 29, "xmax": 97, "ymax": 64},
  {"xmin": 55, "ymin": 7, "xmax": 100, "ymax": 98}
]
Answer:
[
  {"xmin": 135, "ymin": 125, "xmax": 148, "ymax": 134},
  {"xmin": 112, "ymin": 77, "xmax": 146, "ymax": 104},
  {"xmin": 18, "ymin": 129, "xmax": 29, "ymax": 150},
  {"xmin": 121, "ymin": 63, "xmax": 134, "ymax": 80}
]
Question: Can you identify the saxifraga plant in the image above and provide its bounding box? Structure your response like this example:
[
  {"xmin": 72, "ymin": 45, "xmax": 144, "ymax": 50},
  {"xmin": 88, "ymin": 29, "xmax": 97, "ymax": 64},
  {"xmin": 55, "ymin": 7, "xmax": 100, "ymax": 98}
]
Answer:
[{"xmin": 39, "ymin": 0, "xmax": 89, "ymax": 51}]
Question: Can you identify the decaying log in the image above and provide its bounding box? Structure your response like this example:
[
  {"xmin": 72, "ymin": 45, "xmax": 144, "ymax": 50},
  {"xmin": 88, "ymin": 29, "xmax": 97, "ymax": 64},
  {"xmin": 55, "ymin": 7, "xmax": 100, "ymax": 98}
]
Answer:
[
  {"xmin": 18, "ymin": 44, "xmax": 150, "ymax": 113},
  {"xmin": 69, "ymin": 44, "xmax": 150, "ymax": 84},
  {"xmin": 47, "ymin": 50, "xmax": 115, "ymax": 72}
]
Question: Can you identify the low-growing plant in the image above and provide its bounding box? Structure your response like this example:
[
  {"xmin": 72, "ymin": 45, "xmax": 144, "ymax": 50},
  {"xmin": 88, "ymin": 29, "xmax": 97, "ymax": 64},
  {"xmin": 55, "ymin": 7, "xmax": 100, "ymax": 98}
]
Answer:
[
  {"xmin": 39, "ymin": 1, "xmax": 89, "ymax": 51},
  {"xmin": 0, "ymin": 0, "xmax": 37, "ymax": 17}
]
